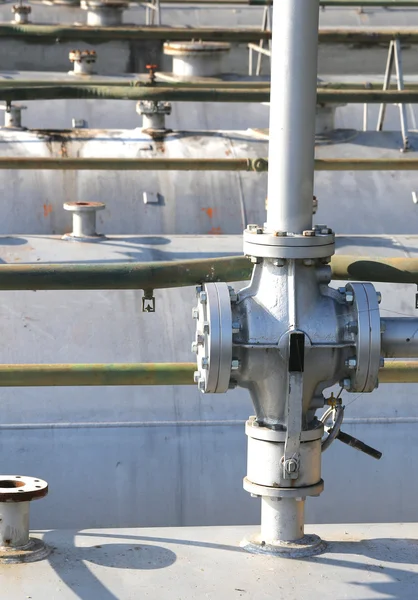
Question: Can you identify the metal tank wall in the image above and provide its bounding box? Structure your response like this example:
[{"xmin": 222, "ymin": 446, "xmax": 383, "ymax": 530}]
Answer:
[
  {"xmin": 0, "ymin": 233, "xmax": 417, "ymax": 530},
  {"xmin": 0, "ymin": 127, "xmax": 268, "ymax": 234}
]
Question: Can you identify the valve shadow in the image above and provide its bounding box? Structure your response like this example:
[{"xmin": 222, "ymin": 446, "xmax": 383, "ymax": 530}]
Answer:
[{"xmin": 42, "ymin": 530, "xmax": 177, "ymax": 600}]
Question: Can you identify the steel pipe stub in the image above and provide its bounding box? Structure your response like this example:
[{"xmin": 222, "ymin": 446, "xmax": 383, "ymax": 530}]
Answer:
[
  {"xmin": 243, "ymin": 226, "xmax": 335, "ymax": 260},
  {"xmin": 0, "ymin": 475, "xmax": 50, "ymax": 564},
  {"xmin": 63, "ymin": 201, "xmax": 106, "ymax": 242}
]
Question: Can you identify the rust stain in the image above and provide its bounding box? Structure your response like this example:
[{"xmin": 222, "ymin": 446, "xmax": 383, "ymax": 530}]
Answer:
[
  {"xmin": 43, "ymin": 204, "xmax": 53, "ymax": 217},
  {"xmin": 208, "ymin": 226, "xmax": 223, "ymax": 235},
  {"xmin": 225, "ymin": 149, "xmax": 232, "ymax": 156},
  {"xmin": 201, "ymin": 207, "xmax": 215, "ymax": 219}
]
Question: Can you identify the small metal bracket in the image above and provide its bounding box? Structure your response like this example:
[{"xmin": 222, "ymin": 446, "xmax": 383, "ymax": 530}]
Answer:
[{"xmin": 142, "ymin": 290, "xmax": 156, "ymax": 313}]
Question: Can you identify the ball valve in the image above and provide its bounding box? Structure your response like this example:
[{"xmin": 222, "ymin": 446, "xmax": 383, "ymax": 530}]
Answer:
[{"xmin": 191, "ymin": 227, "xmax": 384, "ymax": 557}]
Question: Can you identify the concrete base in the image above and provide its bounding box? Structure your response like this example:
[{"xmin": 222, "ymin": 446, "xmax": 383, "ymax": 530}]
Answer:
[
  {"xmin": 0, "ymin": 524, "xmax": 417, "ymax": 598},
  {"xmin": 241, "ymin": 532, "xmax": 326, "ymax": 558}
]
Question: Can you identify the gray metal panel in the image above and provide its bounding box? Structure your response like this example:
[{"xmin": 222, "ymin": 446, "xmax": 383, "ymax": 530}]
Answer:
[{"xmin": 1, "ymin": 523, "xmax": 418, "ymax": 599}]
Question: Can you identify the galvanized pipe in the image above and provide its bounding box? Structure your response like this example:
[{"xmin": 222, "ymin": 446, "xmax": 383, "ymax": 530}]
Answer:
[
  {"xmin": 266, "ymin": 0, "xmax": 320, "ymax": 234},
  {"xmin": 0, "ymin": 255, "xmax": 418, "ymax": 290},
  {"xmin": 381, "ymin": 319, "xmax": 418, "ymax": 358},
  {"xmin": 0, "ymin": 361, "xmax": 408, "ymax": 387},
  {"xmin": 0, "ymin": 363, "xmax": 195, "ymax": 387},
  {"xmin": 0, "ymin": 157, "xmax": 416, "ymax": 172}
]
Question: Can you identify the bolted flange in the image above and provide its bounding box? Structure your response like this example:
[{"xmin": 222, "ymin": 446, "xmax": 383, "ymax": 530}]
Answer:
[{"xmin": 0, "ymin": 475, "xmax": 50, "ymax": 564}]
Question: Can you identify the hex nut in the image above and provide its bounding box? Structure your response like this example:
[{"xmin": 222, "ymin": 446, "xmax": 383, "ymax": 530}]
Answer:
[
  {"xmin": 346, "ymin": 321, "xmax": 358, "ymax": 335},
  {"xmin": 228, "ymin": 379, "xmax": 238, "ymax": 390},
  {"xmin": 192, "ymin": 307, "xmax": 199, "ymax": 320},
  {"xmin": 228, "ymin": 286, "xmax": 238, "ymax": 303},
  {"xmin": 193, "ymin": 371, "xmax": 201, "ymax": 383},
  {"xmin": 201, "ymin": 357, "xmax": 209, "ymax": 369},
  {"xmin": 345, "ymin": 291, "xmax": 355, "ymax": 305},
  {"xmin": 303, "ymin": 230, "xmax": 316, "ymax": 237},
  {"xmin": 203, "ymin": 322, "xmax": 210, "ymax": 334},
  {"xmin": 345, "ymin": 357, "xmax": 357, "ymax": 369},
  {"xmin": 198, "ymin": 380, "xmax": 206, "ymax": 392},
  {"xmin": 191, "ymin": 341, "xmax": 198, "ymax": 354},
  {"xmin": 340, "ymin": 378, "xmax": 352, "ymax": 391},
  {"xmin": 284, "ymin": 458, "xmax": 299, "ymax": 474},
  {"xmin": 376, "ymin": 291, "xmax": 382, "ymax": 304},
  {"xmin": 231, "ymin": 359, "xmax": 240, "ymax": 371},
  {"xmin": 199, "ymin": 291, "xmax": 207, "ymax": 304}
]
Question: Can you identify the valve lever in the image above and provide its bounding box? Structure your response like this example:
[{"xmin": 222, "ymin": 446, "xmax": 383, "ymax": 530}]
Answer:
[{"xmin": 336, "ymin": 430, "xmax": 382, "ymax": 460}]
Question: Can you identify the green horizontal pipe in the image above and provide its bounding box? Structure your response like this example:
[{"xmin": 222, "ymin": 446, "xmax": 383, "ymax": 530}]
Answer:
[
  {"xmin": 0, "ymin": 363, "xmax": 195, "ymax": 387},
  {"xmin": 156, "ymin": 0, "xmax": 418, "ymax": 5},
  {"xmin": 0, "ymin": 157, "xmax": 416, "ymax": 172},
  {"xmin": 314, "ymin": 158, "xmax": 418, "ymax": 170},
  {"xmin": 319, "ymin": 27, "xmax": 418, "ymax": 44},
  {"xmin": 318, "ymin": 89, "xmax": 418, "ymax": 103},
  {"xmin": 0, "ymin": 361, "xmax": 410, "ymax": 386},
  {"xmin": 1, "ymin": 255, "xmax": 418, "ymax": 290},
  {"xmin": 0, "ymin": 25, "xmax": 271, "ymax": 43},
  {"xmin": 0, "ymin": 157, "xmax": 269, "ymax": 172},
  {"xmin": 2, "ymin": 25, "xmax": 418, "ymax": 45},
  {"xmin": 0, "ymin": 85, "xmax": 269, "ymax": 103},
  {"xmin": 2, "ymin": 85, "xmax": 418, "ymax": 104}
]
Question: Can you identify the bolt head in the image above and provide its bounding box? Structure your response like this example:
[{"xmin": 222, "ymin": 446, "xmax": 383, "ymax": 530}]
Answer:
[
  {"xmin": 247, "ymin": 224, "xmax": 259, "ymax": 231},
  {"xmin": 303, "ymin": 229, "xmax": 316, "ymax": 237},
  {"xmin": 345, "ymin": 291, "xmax": 355, "ymax": 305},
  {"xmin": 203, "ymin": 322, "xmax": 210, "ymax": 334},
  {"xmin": 273, "ymin": 230, "xmax": 287, "ymax": 237},
  {"xmin": 197, "ymin": 334, "xmax": 204, "ymax": 345},
  {"xmin": 376, "ymin": 291, "xmax": 382, "ymax": 304},
  {"xmin": 303, "ymin": 259, "xmax": 315, "ymax": 267},
  {"xmin": 340, "ymin": 378, "xmax": 352, "ymax": 391},
  {"xmin": 284, "ymin": 458, "xmax": 299, "ymax": 474},
  {"xmin": 338, "ymin": 287, "xmax": 346, "ymax": 294},
  {"xmin": 199, "ymin": 291, "xmax": 207, "ymax": 304},
  {"xmin": 345, "ymin": 357, "xmax": 357, "ymax": 369},
  {"xmin": 195, "ymin": 285, "xmax": 203, "ymax": 297},
  {"xmin": 193, "ymin": 371, "xmax": 201, "ymax": 383},
  {"xmin": 346, "ymin": 321, "xmax": 358, "ymax": 335},
  {"xmin": 228, "ymin": 286, "xmax": 238, "ymax": 303},
  {"xmin": 201, "ymin": 357, "xmax": 209, "ymax": 370},
  {"xmin": 198, "ymin": 380, "xmax": 206, "ymax": 392},
  {"xmin": 191, "ymin": 341, "xmax": 198, "ymax": 354},
  {"xmin": 232, "ymin": 322, "xmax": 240, "ymax": 334},
  {"xmin": 231, "ymin": 359, "xmax": 240, "ymax": 371},
  {"xmin": 192, "ymin": 307, "xmax": 199, "ymax": 320}
]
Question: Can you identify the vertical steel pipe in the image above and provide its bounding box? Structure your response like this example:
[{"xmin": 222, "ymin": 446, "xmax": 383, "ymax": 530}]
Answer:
[
  {"xmin": 260, "ymin": 498, "xmax": 305, "ymax": 542},
  {"xmin": 266, "ymin": 0, "xmax": 320, "ymax": 234}
]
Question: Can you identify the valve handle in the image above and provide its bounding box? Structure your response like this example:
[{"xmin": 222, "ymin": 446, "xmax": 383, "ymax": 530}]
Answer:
[{"xmin": 336, "ymin": 430, "xmax": 382, "ymax": 460}]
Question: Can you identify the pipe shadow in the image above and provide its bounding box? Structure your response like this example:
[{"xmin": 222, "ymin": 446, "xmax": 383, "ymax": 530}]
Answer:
[{"xmin": 42, "ymin": 530, "xmax": 177, "ymax": 600}]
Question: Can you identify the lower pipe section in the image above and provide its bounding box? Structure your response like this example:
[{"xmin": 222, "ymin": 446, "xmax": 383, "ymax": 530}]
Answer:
[
  {"xmin": 260, "ymin": 497, "xmax": 304, "ymax": 543},
  {"xmin": 381, "ymin": 318, "xmax": 418, "ymax": 358},
  {"xmin": 0, "ymin": 502, "xmax": 29, "ymax": 548}
]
